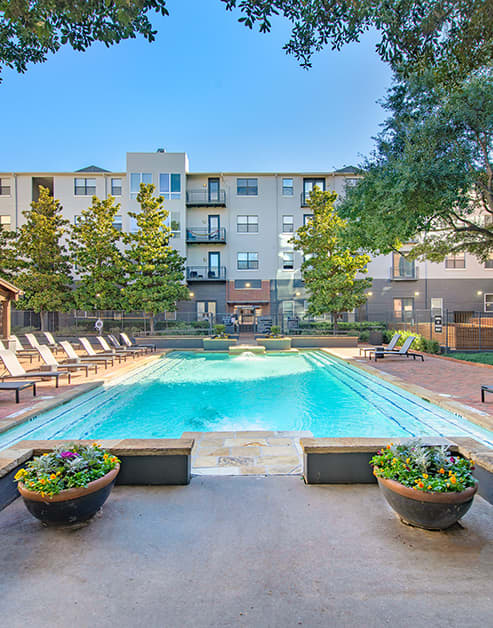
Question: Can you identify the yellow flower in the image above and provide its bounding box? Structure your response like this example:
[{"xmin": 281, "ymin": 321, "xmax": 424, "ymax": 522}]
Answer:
[
  {"xmin": 14, "ymin": 469, "xmax": 26, "ymax": 480},
  {"xmin": 406, "ymin": 458, "xmax": 410, "ymax": 464},
  {"xmin": 446, "ymin": 483, "xmax": 450, "ymax": 488},
  {"xmin": 427, "ymin": 485, "xmax": 432, "ymax": 490},
  {"xmin": 392, "ymin": 458, "xmax": 397, "ymax": 464},
  {"xmin": 42, "ymin": 453, "xmax": 49, "ymax": 457},
  {"xmin": 423, "ymin": 473, "xmax": 428, "ymax": 479},
  {"xmin": 450, "ymin": 476, "xmax": 457, "ymax": 484},
  {"xmin": 40, "ymin": 478, "xmax": 46, "ymax": 485},
  {"xmin": 40, "ymin": 492, "xmax": 46, "ymax": 498},
  {"xmin": 439, "ymin": 468, "xmax": 445, "ymax": 474},
  {"xmin": 50, "ymin": 474, "xmax": 56, "ymax": 480},
  {"xmin": 417, "ymin": 481, "xmax": 424, "ymax": 488}
]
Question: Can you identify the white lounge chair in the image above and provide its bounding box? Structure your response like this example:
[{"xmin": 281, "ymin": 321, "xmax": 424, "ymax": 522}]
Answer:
[
  {"xmin": 107, "ymin": 334, "xmax": 146, "ymax": 355},
  {"xmin": 120, "ymin": 332, "xmax": 156, "ymax": 353},
  {"xmin": 25, "ymin": 333, "xmax": 45, "ymax": 351},
  {"xmin": 0, "ymin": 349, "xmax": 71, "ymax": 387},
  {"xmin": 96, "ymin": 336, "xmax": 135, "ymax": 358},
  {"xmin": 37, "ymin": 345, "xmax": 99, "ymax": 376},
  {"xmin": 9, "ymin": 335, "xmax": 39, "ymax": 363},
  {"xmin": 43, "ymin": 331, "xmax": 63, "ymax": 354},
  {"xmin": 79, "ymin": 337, "xmax": 124, "ymax": 364},
  {"xmin": 60, "ymin": 340, "xmax": 112, "ymax": 369}
]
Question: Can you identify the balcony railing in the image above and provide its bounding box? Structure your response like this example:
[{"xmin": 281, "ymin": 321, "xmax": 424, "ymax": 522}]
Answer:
[
  {"xmin": 186, "ymin": 266, "xmax": 226, "ymax": 281},
  {"xmin": 186, "ymin": 189, "xmax": 226, "ymax": 206},
  {"xmin": 186, "ymin": 227, "xmax": 226, "ymax": 244},
  {"xmin": 390, "ymin": 265, "xmax": 419, "ymax": 280}
]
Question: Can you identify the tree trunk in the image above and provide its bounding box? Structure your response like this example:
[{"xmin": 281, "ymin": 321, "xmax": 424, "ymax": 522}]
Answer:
[
  {"xmin": 149, "ymin": 314, "xmax": 155, "ymax": 335},
  {"xmin": 40, "ymin": 310, "xmax": 46, "ymax": 332},
  {"xmin": 332, "ymin": 312, "xmax": 338, "ymax": 335}
]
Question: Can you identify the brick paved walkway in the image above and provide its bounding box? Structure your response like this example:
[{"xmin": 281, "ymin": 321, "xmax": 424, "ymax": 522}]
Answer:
[{"xmin": 328, "ymin": 348, "xmax": 493, "ymax": 429}]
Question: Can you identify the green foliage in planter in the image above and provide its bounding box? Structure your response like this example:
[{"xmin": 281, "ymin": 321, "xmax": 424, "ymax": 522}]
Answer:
[
  {"xmin": 269, "ymin": 325, "xmax": 282, "ymax": 337},
  {"xmin": 14, "ymin": 443, "xmax": 120, "ymax": 497},
  {"xmin": 213, "ymin": 324, "xmax": 227, "ymax": 338},
  {"xmin": 358, "ymin": 330, "xmax": 370, "ymax": 342},
  {"xmin": 370, "ymin": 441, "xmax": 475, "ymax": 493}
]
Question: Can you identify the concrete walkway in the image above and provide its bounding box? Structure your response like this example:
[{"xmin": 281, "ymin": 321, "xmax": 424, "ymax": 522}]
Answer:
[{"xmin": 1, "ymin": 478, "xmax": 491, "ymax": 627}]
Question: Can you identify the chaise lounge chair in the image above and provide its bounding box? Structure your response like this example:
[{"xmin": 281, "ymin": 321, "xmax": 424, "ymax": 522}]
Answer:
[
  {"xmin": 60, "ymin": 340, "xmax": 112, "ymax": 369},
  {"xmin": 0, "ymin": 349, "xmax": 71, "ymax": 387},
  {"xmin": 481, "ymin": 385, "xmax": 493, "ymax": 402},
  {"xmin": 120, "ymin": 332, "xmax": 156, "ymax": 353},
  {"xmin": 369, "ymin": 336, "xmax": 424, "ymax": 361},
  {"xmin": 37, "ymin": 345, "xmax": 99, "ymax": 376},
  {"xmin": 42, "ymin": 331, "xmax": 63, "ymax": 354},
  {"xmin": 25, "ymin": 333, "xmax": 45, "ymax": 352},
  {"xmin": 9, "ymin": 335, "xmax": 39, "ymax": 363},
  {"xmin": 79, "ymin": 337, "xmax": 125, "ymax": 364},
  {"xmin": 359, "ymin": 333, "xmax": 401, "ymax": 357},
  {"xmin": 96, "ymin": 336, "xmax": 135, "ymax": 358},
  {"xmin": 107, "ymin": 334, "xmax": 147, "ymax": 356}
]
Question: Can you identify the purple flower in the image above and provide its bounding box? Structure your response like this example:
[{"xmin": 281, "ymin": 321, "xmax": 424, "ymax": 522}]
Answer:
[
  {"xmin": 450, "ymin": 456, "xmax": 455, "ymax": 463},
  {"xmin": 60, "ymin": 451, "xmax": 79, "ymax": 459}
]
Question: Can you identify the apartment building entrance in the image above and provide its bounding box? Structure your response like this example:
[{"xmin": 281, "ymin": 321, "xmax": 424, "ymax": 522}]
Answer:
[{"xmin": 233, "ymin": 305, "xmax": 262, "ymax": 332}]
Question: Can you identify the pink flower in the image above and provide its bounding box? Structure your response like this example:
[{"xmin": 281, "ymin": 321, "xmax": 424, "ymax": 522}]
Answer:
[{"xmin": 60, "ymin": 451, "xmax": 78, "ymax": 459}]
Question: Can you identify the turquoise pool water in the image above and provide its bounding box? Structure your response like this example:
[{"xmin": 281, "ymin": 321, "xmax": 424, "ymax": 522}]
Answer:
[{"xmin": 1, "ymin": 351, "xmax": 492, "ymax": 450}]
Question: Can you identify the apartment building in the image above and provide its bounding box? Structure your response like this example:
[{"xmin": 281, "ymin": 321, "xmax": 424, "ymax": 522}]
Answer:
[{"xmin": 1, "ymin": 150, "xmax": 492, "ymax": 324}]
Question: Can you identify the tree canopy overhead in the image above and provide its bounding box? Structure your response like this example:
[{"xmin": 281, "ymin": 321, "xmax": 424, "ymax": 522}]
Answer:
[
  {"xmin": 339, "ymin": 69, "xmax": 493, "ymax": 261},
  {"xmin": 0, "ymin": 0, "xmax": 168, "ymax": 80},
  {"xmin": 223, "ymin": 1, "xmax": 493, "ymax": 80}
]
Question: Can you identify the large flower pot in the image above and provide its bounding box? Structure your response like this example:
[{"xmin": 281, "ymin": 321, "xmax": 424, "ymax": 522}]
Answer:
[
  {"xmin": 18, "ymin": 465, "xmax": 120, "ymax": 525},
  {"xmin": 376, "ymin": 475, "xmax": 478, "ymax": 530},
  {"xmin": 203, "ymin": 338, "xmax": 237, "ymax": 351}
]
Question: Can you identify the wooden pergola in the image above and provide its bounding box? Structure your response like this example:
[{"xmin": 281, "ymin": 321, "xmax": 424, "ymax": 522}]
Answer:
[{"xmin": 0, "ymin": 277, "xmax": 22, "ymax": 339}]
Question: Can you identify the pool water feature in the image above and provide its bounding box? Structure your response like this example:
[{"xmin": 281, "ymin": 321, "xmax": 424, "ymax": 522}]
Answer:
[{"xmin": 0, "ymin": 351, "xmax": 492, "ymax": 451}]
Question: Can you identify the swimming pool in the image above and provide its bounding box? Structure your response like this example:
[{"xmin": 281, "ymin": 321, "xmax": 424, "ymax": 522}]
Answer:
[{"xmin": 0, "ymin": 350, "xmax": 492, "ymax": 450}]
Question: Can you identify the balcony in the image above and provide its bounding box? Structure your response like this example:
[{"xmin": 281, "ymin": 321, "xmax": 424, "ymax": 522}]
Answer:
[
  {"xmin": 187, "ymin": 266, "xmax": 226, "ymax": 281},
  {"xmin": 186, "ymin": 227, "xmax": 226, "ymax": 244},
  {"xmin": 390, "ymin": 265, "xmax": 419, "ymax": 280},
  {"xmin": 186, "ymin": 189, "xmax": 226, "ymax": 207}
]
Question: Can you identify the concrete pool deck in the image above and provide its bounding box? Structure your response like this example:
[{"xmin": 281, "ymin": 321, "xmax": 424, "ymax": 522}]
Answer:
[{"xmin": 1, "ymin": 477, "xmax": 492, "ymax": 627}]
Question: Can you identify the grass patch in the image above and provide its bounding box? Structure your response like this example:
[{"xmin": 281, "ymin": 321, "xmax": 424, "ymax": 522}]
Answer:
[{"xmin": 446, "ymin": 352, "xmax": 493, "ymax": 365}]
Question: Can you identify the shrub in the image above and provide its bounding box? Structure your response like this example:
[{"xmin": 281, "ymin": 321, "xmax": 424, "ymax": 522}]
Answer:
[
  {"xmin": 213, "ymin": 324, "xmax": 227, "ymax": 338},
  {"xmin": 388, "ymin": 329, "xmax": 441, "ymax": 354},
  {"xmin": 269, "ymin": 325, "xmax": 282, "ymax": 337},
  {"xmin": 358, "ymin": 330, "xmax": 370, "ymax": 342}
]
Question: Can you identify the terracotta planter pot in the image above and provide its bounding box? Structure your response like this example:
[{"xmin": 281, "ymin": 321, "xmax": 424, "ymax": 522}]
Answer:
[
  {"xmin": 376, "ymin": 474, "xmax": 478, "ymax": 530},
  {"xmin": 18, "ymin": 464, "xmax": 120, "ymax": 525}
]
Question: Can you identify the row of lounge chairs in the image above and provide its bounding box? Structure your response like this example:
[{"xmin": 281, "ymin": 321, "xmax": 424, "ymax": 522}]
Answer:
[
  {"xmin": 0, "ymin": 333, "xmax": 156, "ymax": 399},
  {"xmin": 360, "ymin": 333, "xmax": 424, "ymax": 361}
]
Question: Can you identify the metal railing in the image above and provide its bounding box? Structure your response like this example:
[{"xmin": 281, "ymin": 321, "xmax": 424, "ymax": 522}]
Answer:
[
  {"xmin": 186, "ymin": 266, "xmax": 226, "ymax": 281},
  {"xmin": 186, "ymin": 189, "xmax": 226, "ymax": 206},
  {"xmin": 389, "ymin": 265, "xmax": 419, "ymax": 280},
  {"xmin": 186, "ymin": 227, "xmax": 226, "ymax": 243}
]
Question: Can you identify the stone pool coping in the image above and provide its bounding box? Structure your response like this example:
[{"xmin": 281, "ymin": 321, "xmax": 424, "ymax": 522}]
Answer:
[
  {"xmin": 321, "ymin": 348, "xmax": 493, "ymax": 434},
  {"xmin": 300, "ymin": 436, "xmax": 493, "ymax": 504},
  {"xmin": 0, "ymin": 437, "xmax": 195, "ymax": 511}
]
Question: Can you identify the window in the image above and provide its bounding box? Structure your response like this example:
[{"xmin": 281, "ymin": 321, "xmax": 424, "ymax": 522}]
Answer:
[
  {"xmin": 237, "ymin": 178, "xmax": 258, "ymax": 196},
  {"xmin": 0, "ymin": 215, "xmax": 11, "ymax": 229},
  {"xmin": 159, "ymin": 173, "xmax": 181, "ymax": 199},
  {"xmin": 130, "ymin": 173, "xmax": 152, "ymax": 198},
  {"xmin": 445, "ymin": 253, "xmax": 465, "ymax": 269},
  {"xmin": 393, "ymin": 297, "xmax": 414, "ymax": 322},
  {"xmin": 485, "ymin": 253, "xmax": 493, "ymax": 269},
  {"xmin": 113, "ymin": 215, "xmax": 123, "ymax": 231},
  {"xmin": 0, "ymin": 178, "xmax": 11, "ymax": 196},
  {"xmin": 237, "ymin": 252, "xmax": 259, "ymax": 270},
  {"xmin": 303, "ymin": 214, "xmax": 313, "ymax": 225},
  {"xmin": 431, "ymin": 297, "xmax": 443, "ymax": 316},
  {"xmin": 392, "ymin": 253, "xmax": 416, "ymax": 278},
  {"xmin": 282, "ymin": 215, "xmax": 294, "ymax": 233},
  {"xmin": 302, "ymin": 178, "xmax": 325, "ymax": 204},
  {"xmin": 74, "ymin": 178, "xmax": 96, "ymax": 196},
  {"xmin": 345, "ymin": 178, "xmax": 360, "ymax": 187},
  {"xmin": 485, "ymin": 294, "xmax": 493, "ymax": 313},
  {"xmin": 282, "ymin": 252, "xmax": 294, "ymax": 270},
  {"xmin": 197, "ymin": 301, "xmax": 216, "ymax": 320},
  {"xmin": 282, "ymin": 178, "xmax": 294, "ymax": 196},
  {"xmin": 170, "ymin": 211, "xmax": 181, "ymax": 237},
  {"xmin": 111, "ymin": 178, "xmax": 122, "ymax": 196},
  {"xmin": 237, "ymin": 215, "xmax": 258, "ymax": 233},
  {"xmin": 234, "ymin": 279, "xmax": 262, "ymax": 289},
  {"xmin": 282, "ymin": 301, "xmax": 295, "ymax": 316}
]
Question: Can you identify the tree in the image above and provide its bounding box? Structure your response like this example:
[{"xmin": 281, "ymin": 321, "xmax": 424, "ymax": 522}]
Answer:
[
  {"xmin": 339, "ymin": 69, "xmax": 493, "ymax": 262},
  {"xmin": 124, "ymin": 184, "xmax": 189, "ymax": 334},
  {"xmin": 222, "ymin": 1, "xmax": 493, "ymax": 81},
  {"xmin": 69, "ymin": 195, "xmax": 126, "ymax": 312},
  {"xmin": 15, "ymin": 186, "xmax": 73, "ymax": 330},
  {"xmin": 0, "ymin": 0, "xmax": 169, "ymax": 81},
  {"xmin": 291, "ymin": 187, "xmax": 371, "ymax": 331},
  {"xmin": 0, "ymin": 226, "xmax": 17, "ymax": 279}
]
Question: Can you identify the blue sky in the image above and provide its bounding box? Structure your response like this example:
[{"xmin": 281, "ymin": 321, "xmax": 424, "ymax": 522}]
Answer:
[{"xmin": 0, "ymin": 0, "xmax": 393, "ymax": 173}]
